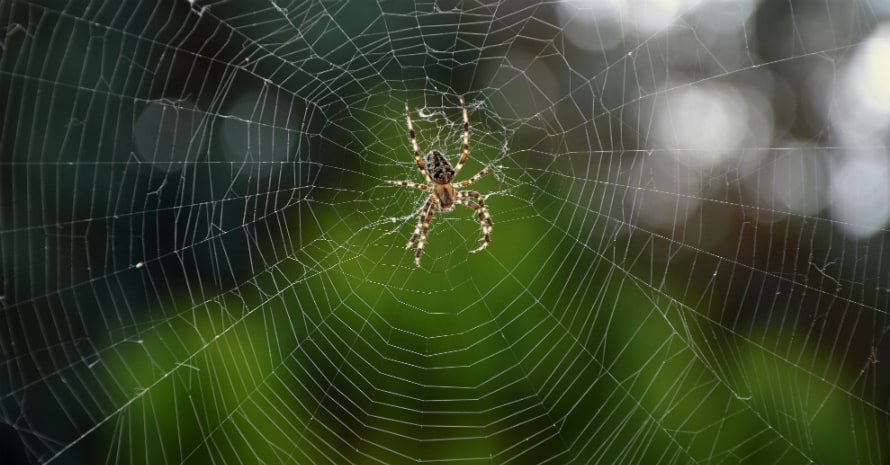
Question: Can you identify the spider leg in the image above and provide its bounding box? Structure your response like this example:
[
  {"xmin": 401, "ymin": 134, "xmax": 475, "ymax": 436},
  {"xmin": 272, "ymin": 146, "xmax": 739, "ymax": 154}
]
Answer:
[
  {"xmin": 385, "ymin": 180, "xmax": 430, "ymax": 192},
  {"xmin": 407, "ymin": 198, "xmax": 435, "ymax": 267},
  {"xmin": 405, "ymin": 102, "xmax": 433, "ymax": 184},
  {"xmin": 452, "ymin": 96, "xmax": 471, "ymax": 178},
  {"xmin": 455, "ymin": 164, "xmax": 490, "ymax": 188},
  {"xmin": 457, "ymin": 191, "xmax": 492, "ymax": 254}
]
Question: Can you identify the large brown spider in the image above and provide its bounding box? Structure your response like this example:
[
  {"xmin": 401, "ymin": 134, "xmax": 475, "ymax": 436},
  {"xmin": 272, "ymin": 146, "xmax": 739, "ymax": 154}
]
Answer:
[{"xmin": 385, "ymin": 96, "xmax": 493, "ymax": 267}]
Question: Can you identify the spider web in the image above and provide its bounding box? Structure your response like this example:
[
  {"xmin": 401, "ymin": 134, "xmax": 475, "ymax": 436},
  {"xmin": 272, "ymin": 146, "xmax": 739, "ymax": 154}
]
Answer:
[{"xmin": 1, "ymin": 0, "xmax": 889, "ymax": 463}]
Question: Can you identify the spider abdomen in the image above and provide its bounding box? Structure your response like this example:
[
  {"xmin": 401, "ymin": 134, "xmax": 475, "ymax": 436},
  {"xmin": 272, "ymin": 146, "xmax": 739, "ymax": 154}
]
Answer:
[{"xmin": 426, "ymin": 150, "xmax": 455, "ymax": 184}]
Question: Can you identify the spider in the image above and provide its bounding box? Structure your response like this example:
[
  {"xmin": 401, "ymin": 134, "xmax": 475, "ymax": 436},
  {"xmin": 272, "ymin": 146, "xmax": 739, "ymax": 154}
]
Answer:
[{"xmin": 385, "ymin": 96, "xmax": 493, "ymax": 267}]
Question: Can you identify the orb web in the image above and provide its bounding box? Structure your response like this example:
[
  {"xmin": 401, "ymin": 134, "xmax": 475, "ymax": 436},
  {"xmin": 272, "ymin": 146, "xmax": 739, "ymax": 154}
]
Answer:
[{"xmin": 1, "ymin": 1, "xmax": 888, "ymax": 464}]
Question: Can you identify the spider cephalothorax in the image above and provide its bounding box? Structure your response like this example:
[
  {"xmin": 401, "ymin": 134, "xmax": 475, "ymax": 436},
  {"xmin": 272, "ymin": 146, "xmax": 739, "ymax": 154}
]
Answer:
[{"xmin": 385, "ymin": 97, "xmax": 493, "ymax": 267}]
